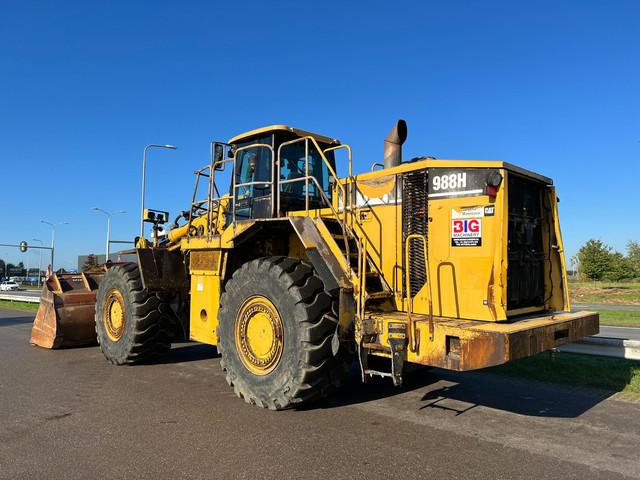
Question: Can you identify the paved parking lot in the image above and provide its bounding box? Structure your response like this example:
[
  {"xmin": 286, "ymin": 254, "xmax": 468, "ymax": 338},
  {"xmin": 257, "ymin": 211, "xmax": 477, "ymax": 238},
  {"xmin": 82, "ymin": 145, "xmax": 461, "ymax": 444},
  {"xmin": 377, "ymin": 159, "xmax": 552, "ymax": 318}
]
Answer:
[{"xmin": 1, "ymin": 307, "xmax": 639, "ymax": 479}]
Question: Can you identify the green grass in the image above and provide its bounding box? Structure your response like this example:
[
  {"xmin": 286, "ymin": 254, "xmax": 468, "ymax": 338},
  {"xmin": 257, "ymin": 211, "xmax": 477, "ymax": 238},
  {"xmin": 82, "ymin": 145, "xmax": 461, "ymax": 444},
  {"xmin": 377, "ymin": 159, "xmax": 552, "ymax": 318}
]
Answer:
[
  {"xmin": 489, "ymin": 352, "xmax": 640, "ymax": 395},
  {"xmin": 569, "ymin": 280, "xmax": 640, "ymax": 305},
  {"xmin": 597, "ymin": 309, "xmax": 640, "ymax": 327},
  {"xmin": 0, "ymin": 299, "xmax": 39, "ymax": 312},
  {"xmin": 569, "ymin": 281, "xmax": 640, "ymax": 290}
]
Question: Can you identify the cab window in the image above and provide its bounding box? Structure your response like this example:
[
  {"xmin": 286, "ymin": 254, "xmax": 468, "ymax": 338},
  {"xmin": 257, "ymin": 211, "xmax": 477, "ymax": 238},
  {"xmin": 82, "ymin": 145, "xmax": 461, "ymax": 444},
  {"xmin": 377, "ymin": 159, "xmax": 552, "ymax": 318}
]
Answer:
[{"xmin": 278, "ymin": 141, "xmax": 335, "ymax": 212}]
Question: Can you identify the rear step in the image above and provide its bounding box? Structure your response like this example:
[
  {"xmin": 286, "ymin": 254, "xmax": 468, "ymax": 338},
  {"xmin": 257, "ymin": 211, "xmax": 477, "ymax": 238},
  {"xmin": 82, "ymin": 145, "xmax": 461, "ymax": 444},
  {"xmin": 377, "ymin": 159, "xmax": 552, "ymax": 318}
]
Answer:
[{"xmin": 366, "ymin": 291, "xmax": 394, "ymax": 300}]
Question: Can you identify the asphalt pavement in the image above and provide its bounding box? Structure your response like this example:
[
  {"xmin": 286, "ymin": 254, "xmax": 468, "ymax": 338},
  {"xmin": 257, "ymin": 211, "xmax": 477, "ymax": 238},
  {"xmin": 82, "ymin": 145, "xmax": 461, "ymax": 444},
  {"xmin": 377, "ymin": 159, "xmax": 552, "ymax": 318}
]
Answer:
[{"xmin": 1, "ymin": 308, "xmax": 640, "ymax": 479}]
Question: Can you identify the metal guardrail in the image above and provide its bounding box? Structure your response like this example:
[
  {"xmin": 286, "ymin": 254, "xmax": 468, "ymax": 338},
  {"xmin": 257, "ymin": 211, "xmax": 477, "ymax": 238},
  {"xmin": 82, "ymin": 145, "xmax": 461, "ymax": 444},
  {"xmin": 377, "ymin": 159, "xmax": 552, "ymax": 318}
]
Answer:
[
  {"xmin": 0, "ymin": 292, "xmax": 40, "ymax": 304},
  {"xmin": 558, "ymin": 336, "xmax": 640, "ymax": 360}
]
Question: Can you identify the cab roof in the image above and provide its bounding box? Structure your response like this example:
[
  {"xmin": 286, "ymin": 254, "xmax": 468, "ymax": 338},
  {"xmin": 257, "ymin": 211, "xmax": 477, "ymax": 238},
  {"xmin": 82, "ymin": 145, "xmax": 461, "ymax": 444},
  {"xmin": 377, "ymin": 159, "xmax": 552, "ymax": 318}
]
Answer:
[{"xmin": 227, "ymin": 125, "xmax": 341, "ymax": 146}]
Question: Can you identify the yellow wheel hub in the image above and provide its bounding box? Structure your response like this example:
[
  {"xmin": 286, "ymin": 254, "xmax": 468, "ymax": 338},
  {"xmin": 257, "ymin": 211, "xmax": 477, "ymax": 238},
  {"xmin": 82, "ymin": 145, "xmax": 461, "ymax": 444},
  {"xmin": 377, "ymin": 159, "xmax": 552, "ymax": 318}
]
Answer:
[
  {"xmin": 235, "ymin": 296, "xmax": 283, "ymax": 375},
  {"xmin": 103, "ymin": 289, "xmax": 125, "ymax": 342}
]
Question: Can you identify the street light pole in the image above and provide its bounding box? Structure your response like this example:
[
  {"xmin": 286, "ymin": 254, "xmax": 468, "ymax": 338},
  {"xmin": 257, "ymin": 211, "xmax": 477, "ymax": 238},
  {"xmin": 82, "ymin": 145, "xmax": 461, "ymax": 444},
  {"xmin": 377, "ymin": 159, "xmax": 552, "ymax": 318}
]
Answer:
[
  {"xmin": 91, "ymin": 208, "xmax": 126, "ymax": 261},
  {"xmin": 32, "ymin": 238, "xmax": 43, "ymax": 287},
  {"xmin": 41, "ymin": 220, "xmax": 69, "ymax": 273},
  {"xmin": 141, "ymin": 144, "xmax": 177, "ymax": 240},
  {"xmin": 41, "ymin": 220, "xmax": 55, "ymax": 272}
]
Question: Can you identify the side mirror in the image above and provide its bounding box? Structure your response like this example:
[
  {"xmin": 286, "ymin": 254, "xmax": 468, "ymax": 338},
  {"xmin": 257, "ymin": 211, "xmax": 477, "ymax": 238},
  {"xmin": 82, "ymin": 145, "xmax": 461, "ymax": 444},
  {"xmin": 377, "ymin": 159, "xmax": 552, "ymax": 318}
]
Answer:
[{"xmin": 214, "ymin": 144, "xmax": 225, "ymax": 171}]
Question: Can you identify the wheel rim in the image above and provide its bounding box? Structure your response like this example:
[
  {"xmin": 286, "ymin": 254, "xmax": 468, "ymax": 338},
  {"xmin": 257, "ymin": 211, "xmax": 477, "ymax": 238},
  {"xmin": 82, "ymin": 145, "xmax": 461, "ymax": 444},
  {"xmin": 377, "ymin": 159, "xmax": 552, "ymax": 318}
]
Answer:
[
  {"xmin": 235, "ymin": 296, "xmax": 283, "ymax": 375},
  {"xmin": 103, "ymin": 288, "xmax": 125, "ymax": 342}
]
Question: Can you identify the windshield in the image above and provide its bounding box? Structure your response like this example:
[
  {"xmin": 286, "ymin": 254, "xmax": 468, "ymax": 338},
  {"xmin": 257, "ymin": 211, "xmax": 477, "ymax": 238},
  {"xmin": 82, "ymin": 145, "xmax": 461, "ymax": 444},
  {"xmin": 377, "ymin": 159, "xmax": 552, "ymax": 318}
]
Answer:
[
  {"xmin": 234, "ymin": 136, "xmax": 273, "ymax": 199},
  {"xmin": 231, "ymin": 135, "xmax": 273, "ymax": 220}
]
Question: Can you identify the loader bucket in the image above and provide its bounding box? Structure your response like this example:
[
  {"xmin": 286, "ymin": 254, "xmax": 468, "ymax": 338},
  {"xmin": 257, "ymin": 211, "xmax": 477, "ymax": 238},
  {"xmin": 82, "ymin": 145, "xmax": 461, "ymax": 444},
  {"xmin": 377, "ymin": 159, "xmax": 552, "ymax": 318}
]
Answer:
[{"xmin": 30, "ymin": 270, "xmax": 105, "ymax": 349}]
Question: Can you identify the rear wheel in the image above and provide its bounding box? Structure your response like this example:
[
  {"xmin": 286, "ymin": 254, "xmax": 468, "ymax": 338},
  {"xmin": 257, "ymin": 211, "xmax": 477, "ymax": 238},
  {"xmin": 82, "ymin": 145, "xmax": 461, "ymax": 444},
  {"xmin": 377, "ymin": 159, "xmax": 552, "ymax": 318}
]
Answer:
[
  {"xmin": 218, "ymin": 257, "xmax": 341, "ymax": 410},
  {"xmin": 95, "ymin": 263, "xmax": 173, "ymax": 364}
]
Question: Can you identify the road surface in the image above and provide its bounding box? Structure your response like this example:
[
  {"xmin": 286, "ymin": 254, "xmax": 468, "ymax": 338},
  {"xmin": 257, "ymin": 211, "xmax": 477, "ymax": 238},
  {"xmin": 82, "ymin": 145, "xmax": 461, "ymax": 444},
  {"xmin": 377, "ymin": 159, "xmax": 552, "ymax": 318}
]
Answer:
[{"xmin": 1, "ymin": 308, "xmax": 639, "ymax": 479}]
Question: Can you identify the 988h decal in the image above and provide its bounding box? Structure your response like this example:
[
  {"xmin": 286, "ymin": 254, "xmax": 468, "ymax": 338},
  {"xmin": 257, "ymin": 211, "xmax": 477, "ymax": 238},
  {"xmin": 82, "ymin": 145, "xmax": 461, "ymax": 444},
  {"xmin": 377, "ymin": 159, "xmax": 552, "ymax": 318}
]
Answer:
[{"xmin": 428, "ymin": 168, "xmax": 497, "ymax": 199}]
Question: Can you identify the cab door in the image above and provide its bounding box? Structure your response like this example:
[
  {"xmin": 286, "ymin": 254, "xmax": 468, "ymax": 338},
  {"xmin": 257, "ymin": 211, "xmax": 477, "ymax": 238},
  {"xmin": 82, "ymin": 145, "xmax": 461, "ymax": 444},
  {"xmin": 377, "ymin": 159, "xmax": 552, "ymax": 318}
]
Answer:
[{"xmin": 233, "ymin": 138, "xmax": 275, "ymax": 220}]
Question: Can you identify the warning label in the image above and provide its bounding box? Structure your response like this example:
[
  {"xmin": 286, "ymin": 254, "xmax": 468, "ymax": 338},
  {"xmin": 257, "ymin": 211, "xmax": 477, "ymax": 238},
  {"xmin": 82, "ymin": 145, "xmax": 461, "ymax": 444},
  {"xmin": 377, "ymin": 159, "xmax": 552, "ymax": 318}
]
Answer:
[
  {"xmin": 451, "ymin": 206, "xmax": 484, "ymax": 219},
  {"xmin": 451, "ymin": 218, "xmax": 482, "ymax": 247}
]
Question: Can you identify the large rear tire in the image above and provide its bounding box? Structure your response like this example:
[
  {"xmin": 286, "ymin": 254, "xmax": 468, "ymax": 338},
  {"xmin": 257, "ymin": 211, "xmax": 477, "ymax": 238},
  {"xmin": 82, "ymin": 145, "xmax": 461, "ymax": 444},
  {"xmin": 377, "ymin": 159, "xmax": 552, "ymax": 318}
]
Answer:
[
  {"xmin": 218, "ymin": 257, "xmax": 340, "ymax": 410},
  {"xmin": 95, "ymin": 263, "xmax": 173, "ymax": 364}
]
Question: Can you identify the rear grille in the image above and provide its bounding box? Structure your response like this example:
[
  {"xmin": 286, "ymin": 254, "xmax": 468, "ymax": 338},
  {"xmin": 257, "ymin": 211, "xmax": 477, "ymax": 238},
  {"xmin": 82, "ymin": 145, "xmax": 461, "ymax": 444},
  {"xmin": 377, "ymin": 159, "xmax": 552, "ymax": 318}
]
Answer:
[
  {"xmin": 507, "ymin": 174, "xmax": 546, "ymax": 310},
  {"xmin": 402, "ymin": 170, "xmax": 428, "ymax": 297}
]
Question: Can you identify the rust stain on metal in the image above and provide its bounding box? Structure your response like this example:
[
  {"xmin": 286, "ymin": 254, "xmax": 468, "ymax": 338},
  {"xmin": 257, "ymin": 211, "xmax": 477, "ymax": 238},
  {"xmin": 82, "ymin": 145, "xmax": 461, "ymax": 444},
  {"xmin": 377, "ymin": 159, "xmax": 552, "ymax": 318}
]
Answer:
[
  {"xmin": 190, "ymin": 250, "xmax": 220, "ymax": 272},
  {"xmin": 369, "ymin": 310, "xmax": 599, "ymax": 372},
  {"xmin": 486, "ymin": 266, "xmax": 497, "ymax": 320}
]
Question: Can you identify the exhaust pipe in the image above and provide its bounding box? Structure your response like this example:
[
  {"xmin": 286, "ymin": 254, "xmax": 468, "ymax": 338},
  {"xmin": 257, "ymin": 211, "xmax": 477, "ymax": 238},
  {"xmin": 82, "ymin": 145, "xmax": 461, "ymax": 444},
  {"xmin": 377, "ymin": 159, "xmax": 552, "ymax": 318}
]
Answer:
[{"xmin": 383, "ymin": 119, "xmax": 408, "ymax": 169}]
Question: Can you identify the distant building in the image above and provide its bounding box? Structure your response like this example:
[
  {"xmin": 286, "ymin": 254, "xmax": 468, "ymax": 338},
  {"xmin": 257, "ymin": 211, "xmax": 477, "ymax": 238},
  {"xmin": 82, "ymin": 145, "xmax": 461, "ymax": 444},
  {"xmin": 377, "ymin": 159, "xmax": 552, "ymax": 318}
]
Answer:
[{"xmin": 77, "ymin": 253, "xmax": 137, "ymax": 272}]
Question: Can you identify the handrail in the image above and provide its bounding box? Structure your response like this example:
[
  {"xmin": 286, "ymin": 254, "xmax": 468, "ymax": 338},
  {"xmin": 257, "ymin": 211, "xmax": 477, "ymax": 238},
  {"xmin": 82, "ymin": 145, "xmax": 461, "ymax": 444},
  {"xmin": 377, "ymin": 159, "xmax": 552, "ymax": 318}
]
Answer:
[
  {"xmin": 280, "ymin": 174, "xmax": 354, "ymax": 273},
  {"xmin": 323, "ymin": 144, "xmax": 353, "ymax": 213},
  {"xmin": 277, "ymin": 136, "xmax": 346, "ymax": 215},
  {"xmin": 187, "ymin": 155, "xmax": 235, "ymax": 239},
  {"xmin": 279, "ymin": 175, "xmax": 341, "ymax": 224},
  {"xmin": 187, "ymin": 168, "xmax": 204, "ymax": 238},
  {"xmin": 322, "ymin": 144, "xmax": 352, "ymax": 178},
  {"xmin": 358, "ymin": 237, "xmax": 368, "ymax": 323},
  {"xmin": 207, "ymin": 156, "xmax": 233, "ymax": 236},
  {"xmin": 404, "ymin": 234, "xmax": 433, "ymax": 352},
  {"xmin": 277, "ymin": 137, "xmax": 355, "ymax": 276}
]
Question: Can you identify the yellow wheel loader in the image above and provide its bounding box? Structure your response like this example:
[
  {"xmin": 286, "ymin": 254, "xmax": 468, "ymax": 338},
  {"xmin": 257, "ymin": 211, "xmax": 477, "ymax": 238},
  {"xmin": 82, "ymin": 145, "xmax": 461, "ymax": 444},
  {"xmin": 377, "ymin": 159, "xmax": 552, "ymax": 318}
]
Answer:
[{"xmin": 31, "ymin": 121, "xmax": 599, "ymax": 409}]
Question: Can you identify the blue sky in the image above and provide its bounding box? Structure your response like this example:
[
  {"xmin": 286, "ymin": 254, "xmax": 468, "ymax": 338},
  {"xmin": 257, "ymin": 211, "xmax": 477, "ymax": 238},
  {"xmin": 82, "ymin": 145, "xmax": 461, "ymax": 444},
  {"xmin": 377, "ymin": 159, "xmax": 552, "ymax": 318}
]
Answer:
[{"xmin": 1, "ymin": 0, "xmax": 639, "ymax": 270}]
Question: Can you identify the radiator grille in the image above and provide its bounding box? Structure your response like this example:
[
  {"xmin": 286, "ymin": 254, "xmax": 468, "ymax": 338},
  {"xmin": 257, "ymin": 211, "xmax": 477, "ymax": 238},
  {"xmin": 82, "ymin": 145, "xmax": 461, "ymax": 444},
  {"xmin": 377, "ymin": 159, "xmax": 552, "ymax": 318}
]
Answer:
[
  {"xmin": 402, "ymin": 170, "xmax": 429, "ymax": 297},
  {"xmin": 507, "ymin": 174, "xmax": 545, "ymax": 310}
]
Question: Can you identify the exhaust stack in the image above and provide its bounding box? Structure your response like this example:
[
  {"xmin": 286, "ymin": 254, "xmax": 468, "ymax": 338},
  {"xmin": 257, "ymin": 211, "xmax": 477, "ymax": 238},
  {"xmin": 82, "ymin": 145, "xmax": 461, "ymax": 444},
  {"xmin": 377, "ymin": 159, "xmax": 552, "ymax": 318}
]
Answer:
[{"xmin": 383, "ymin": 119, "xmax": 408, "ymax": 169}]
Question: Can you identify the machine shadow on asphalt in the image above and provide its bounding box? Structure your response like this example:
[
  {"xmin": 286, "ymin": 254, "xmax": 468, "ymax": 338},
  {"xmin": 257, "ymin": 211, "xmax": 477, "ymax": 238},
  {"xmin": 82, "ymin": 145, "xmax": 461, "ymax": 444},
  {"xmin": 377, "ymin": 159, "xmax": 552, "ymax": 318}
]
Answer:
[
  {"xmin": 320, "ymin": 366, "xmax": 616, "ymax": 419},
  {"xmin": 414, "ymin": 379, "xmax": 613, "ymax": 419},
  {"xmin": 145, "ymin": 342, "xmax": 219, "ymax": 365}
]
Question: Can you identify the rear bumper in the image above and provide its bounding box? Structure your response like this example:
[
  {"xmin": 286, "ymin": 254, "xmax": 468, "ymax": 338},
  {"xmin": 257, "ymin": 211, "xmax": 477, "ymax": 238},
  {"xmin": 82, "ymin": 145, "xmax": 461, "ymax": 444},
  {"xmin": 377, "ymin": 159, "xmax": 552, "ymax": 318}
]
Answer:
[{"xmin": 402, "ymin": 310, "xmax": 599, "ymax": 371}]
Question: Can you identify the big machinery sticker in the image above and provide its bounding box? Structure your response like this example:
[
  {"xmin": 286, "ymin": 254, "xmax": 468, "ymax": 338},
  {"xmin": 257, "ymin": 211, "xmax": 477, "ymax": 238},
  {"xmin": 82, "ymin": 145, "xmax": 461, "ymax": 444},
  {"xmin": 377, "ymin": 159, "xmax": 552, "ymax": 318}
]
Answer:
[{"xmin": 451, "ymin": 217, "xmax": 482, "ymax": 247}]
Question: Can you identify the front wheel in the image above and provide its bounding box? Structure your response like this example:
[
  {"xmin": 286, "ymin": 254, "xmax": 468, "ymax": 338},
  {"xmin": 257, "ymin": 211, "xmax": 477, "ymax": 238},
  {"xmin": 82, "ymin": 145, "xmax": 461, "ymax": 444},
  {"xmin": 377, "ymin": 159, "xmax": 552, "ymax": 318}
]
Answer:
[
  {"xmin": 217, "ymin": 257, "xmax": 341, "ymax": 410},
  {"xmin": 95, "ymin": 263, "xmax": 173, "ymax": 364}
]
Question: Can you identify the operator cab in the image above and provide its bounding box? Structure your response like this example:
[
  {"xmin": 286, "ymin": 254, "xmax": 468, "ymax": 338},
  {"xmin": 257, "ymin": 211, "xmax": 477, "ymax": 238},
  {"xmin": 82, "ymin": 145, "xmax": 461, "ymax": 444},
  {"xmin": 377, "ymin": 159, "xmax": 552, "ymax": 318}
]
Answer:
[{"xmin": 227, "ymin": 126, "xmax": 340, "ymax": 220}]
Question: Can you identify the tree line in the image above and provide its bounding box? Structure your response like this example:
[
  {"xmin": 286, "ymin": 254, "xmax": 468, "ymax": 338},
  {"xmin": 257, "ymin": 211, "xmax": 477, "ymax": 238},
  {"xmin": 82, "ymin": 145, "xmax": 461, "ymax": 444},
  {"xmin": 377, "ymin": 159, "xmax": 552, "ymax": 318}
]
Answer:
[
  {"xmin": 0, "ymin": 260, "xmax": 29, "ymax": 278},
  {"xmin": 0, "ymin": 259, "xmax": 65, "ymax": 279},
  {"xmin": 574, "ymin": 240, "xmax": 640, "ymax": 282}
]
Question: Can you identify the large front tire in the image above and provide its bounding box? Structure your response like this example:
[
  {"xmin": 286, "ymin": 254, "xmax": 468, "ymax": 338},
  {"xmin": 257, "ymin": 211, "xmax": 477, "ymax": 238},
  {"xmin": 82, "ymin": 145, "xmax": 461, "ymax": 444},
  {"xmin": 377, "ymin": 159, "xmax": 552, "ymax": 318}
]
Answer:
[
  {"xmin": 218, "ymin": 257, "xmax": 339, "ymax": 410},
  {"xmin": 95, "ymin": 263, "xmax": 173, "ymax": 364}
]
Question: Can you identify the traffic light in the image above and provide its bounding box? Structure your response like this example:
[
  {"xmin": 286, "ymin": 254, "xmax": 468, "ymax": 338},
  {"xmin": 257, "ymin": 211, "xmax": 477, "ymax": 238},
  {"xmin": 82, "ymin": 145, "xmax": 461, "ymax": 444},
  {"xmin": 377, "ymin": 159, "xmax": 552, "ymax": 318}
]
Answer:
[{"xmin": 19, "ymin": 241, "xmax": 28, "ymax": 253}]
